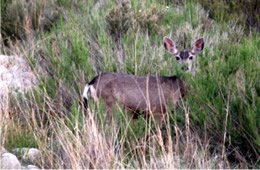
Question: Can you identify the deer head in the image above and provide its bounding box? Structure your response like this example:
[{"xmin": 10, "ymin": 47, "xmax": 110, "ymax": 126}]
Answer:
[{"xmin": 164, "ymin": 37, "xmax": 204, "ymax": 75}]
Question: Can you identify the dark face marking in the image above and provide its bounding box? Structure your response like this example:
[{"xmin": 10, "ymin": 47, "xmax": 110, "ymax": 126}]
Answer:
[{"xmin": 179, "ymin": 51, "xmax": 190, "ymax": 60}]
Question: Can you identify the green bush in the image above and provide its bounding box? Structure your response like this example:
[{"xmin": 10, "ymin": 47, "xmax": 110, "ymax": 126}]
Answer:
[
  {"xmin": 1, "ymin": 0, "xmax": 60, "ymax": 40},
  {"xmin": 133, "ymin": 4, "xmax": 167, "ymax": 36},
  {"xmin": 195, "ymin": 0, "xmax": 260, "ymax": 32},
  {"xmin": 187, "ymin": 34, "xmax": 260, "ymax": 163},
  {"xmin": 106, "ymin": 0, "xmax": 132, "ymax": 41}
]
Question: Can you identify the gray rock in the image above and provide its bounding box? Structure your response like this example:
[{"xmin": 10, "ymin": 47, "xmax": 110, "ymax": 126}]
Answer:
[
  {"xmin": 23, "ymin": 148, "xmax": 41, "ymax": 163},
  {"xmin": 0, "ymin": 152, "xmax": 21, "ymax": 169},
  {"xmin": 26, "ymin": 164, "xmax": 40, "ymax": 170},
  {"xmin": 0, "ymin": 55, "xmax": 38, "ymax": 100},
  {"xmin": 12, "ymin": 147, "xmax": 41, "ymax": 163},
  {"xmin": 21, "ymin": 164, "xmax": 41, "ymax": 170}
]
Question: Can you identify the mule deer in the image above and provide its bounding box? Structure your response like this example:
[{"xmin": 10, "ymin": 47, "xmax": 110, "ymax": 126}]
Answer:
[{"xmin": 83, "ymin": 37, "xmax": 204, "ymax": 122}]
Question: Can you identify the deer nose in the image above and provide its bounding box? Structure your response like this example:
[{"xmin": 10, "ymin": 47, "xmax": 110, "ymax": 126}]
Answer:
[{"xmin": 181, "ymin": 63, "xmax": 189, "ymax": 71}]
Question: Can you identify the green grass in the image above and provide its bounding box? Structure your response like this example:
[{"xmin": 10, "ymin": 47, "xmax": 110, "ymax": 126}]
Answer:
[
  {"xmin": 187, "ymin": 34, "xmax": 260, "ymax": 162},
  {"xmin": 1, "ymin": 0, "xmax": 259, "ymax": 168},
  {"xmin": 4, "ymin": 123, "xmax": 38, "ymax": 151}
]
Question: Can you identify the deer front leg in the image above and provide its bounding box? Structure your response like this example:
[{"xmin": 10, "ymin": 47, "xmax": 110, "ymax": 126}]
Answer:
[{"xmin": 104, "ymin": 99, "xmax": 115, "ymax": 124}]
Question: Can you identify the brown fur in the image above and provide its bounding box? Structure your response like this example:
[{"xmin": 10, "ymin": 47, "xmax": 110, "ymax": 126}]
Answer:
[{"xmin": 86, "ymin": 72, "xmax": 187, "ymax": 121}]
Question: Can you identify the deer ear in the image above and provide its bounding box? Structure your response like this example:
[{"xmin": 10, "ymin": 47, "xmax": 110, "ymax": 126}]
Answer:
[
  {"xmin": 164, "ymin": 37, "xmax": 178, "ymax": 54},
  {"xmin": 192, "ymin": 38, "xmax": 204, "ymax": 54}
]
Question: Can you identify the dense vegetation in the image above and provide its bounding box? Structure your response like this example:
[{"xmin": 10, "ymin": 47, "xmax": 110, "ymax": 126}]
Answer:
[{"xmin": 1, "ymin": 0, "xmax": 259, "ymax": 168}]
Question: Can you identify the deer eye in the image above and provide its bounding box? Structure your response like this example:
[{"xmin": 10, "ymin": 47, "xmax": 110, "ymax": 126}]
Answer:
[
  {"xmin": 189, "ymin": 56, "xmax": 193, "ymax": 60},
  {"xmin": 175, "ymin": 56, "xmax": 180, "ymax": 60}
]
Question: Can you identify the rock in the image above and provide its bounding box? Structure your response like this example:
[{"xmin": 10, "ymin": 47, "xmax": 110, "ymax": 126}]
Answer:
[
  {"xmin": 21, "ymin": 164, "xmax": 41, "ymax": 170},
  {"xmin": 0, "ymin": 152, "xmax": 21, "ymax": 169},
  {"xmin": 0, "ymin": 55, "xmax": 38, "ymax": 100},
  {"xmin": 23, "ymin": 148, "xmax": 41, "ymax": 163},
  {"xmin": 26, "ymin": 164, "xmax": 41, "ymax": 170},
  {"xmin": 12, "ymin": 147, "xmax": 41, "ymax": 164}
]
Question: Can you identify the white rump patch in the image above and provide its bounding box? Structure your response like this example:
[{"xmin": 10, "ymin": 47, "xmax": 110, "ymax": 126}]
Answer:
[
  {"xmin": 83, "ymin": 84, "xmax": 90, "ymax": 99},
  {"xmin": 83, "ymin": 84, "xmax": 98, "ymax": 101}
]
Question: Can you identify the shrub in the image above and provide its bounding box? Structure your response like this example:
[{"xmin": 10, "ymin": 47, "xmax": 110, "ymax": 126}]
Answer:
[
  {"xmin": 106, "ymin": 1, "xmax": 167, "ymax": 39},
  {"xmin": 1, "ymin": 0, "xmax": 60, "ymax": 40},
  {"xmin": 133, "ymin": 4, "xmax": 167, "ymax": 36},
  {"xmin": 195, "ymin": 0, "xmax": 260, "ymax": 32},
  {"xmin": 106, "ymin": 0, "xmax": 132, "ymax": 41}
]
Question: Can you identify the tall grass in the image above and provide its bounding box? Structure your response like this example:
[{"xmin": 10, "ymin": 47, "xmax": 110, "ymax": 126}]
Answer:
[{"xmin": 0, "ymin": 0, "xmax": 259, "ymax": 168}]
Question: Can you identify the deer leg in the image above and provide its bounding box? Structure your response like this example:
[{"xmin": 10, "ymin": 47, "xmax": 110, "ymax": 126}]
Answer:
[
  {"xmin": 158, "ymin": 113, "xmax": 166, "ymax": 127},
  {"xmin": 106, "ymin": 107, "xmax": 114, "ymax": 124},
  {"xmin": 104, "ymin": 99, "xmax": 115, "ymax": 124},
  {"xmin": 131, "ymin": 110, "xmax": 140, "ymax": 120}
]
